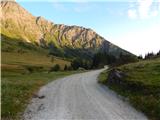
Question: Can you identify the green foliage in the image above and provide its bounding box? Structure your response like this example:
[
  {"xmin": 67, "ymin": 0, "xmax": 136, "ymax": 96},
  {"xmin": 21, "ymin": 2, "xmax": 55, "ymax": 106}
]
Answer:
[
  {"xmin": 98, "ymin": 70, "xmax": 108, "ymax": 84},
  {"xmin": 144, "ymin": 51, "xmax": 160, "ymax": 59},
  {"xmin": 48, "ymin": 42, "xmax": 65, "ymax": 58},
  {"xmin": 98, "ymin": 58, "xmax": 160, "ymax": 120},
  {"xmin": 1, "ymin": 70, "xmax": 81, "ymax": 120},
  {"xmin": 67, "ymin": 66, "xmax": 73, "ymax": 71},
  {"xmin": 1, "ymin": 34, "xmax": 47, "ymax": 54},
  {"xmin": 71, "ymin": 58, "xmax": 92, "ymax": 70},
  {"xmin": 118, "ymin": 58, "xmax": 160, "ymax": 85},
  {"xmin": 64, "ymin": 65, "xmax": 68, "ymax": 71},
  {"xmin": 92, "ymin": 52, "xmax": 117, "ymax": 68},
  {"xmin": 50, "ymin": 64, "xmax": 60, "ymax": 72},
  {"xmin": 1, "ymin": 34, "xmax": 70, "ymax": 71},
  {"xmin": 24, "ymin": 65, "xmax": 44, "ymax": 73},
  {"xmin": 63, "ymin": 47, "xmax": 94, "ymax": 61},
  {"xmin": 71, "ymin": 58, "xmax": 82, "ymax": 70},
  {"xmin": 92, "ymin": 52, "xmax": 138, "ymax": 68},
  {"xmin": 1, "ymin": 34, "xmax": 74, "ymax": 119},
  {"xmin": 117, "ymin": 53, "xmax": 138, "ymax": 65}
]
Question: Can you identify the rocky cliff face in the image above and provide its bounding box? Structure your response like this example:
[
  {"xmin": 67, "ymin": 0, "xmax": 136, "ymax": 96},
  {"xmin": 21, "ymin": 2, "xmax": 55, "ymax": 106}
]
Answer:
[
  {"xmin": 1, "ymin": 1, "xmax": 131, "ymax": 58},
  {"xmin": 1, "ymin": 1, "xmax": 42, "ymax": 42}
]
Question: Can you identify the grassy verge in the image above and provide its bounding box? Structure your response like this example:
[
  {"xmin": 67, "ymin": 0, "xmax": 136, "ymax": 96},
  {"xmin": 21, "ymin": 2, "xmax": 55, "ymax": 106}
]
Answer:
[
  {"xmin": 1, "ymin": 70, "xmax": 83, "ymax": 120},
  {"xmin": 1, "ymin": 34, "xmax": 77, "ymax": 120},
  {"xmin": 98, "ymin": 70, "xmax": 108, "ymax": 84},
  {"xmin": 98, "ymin": 58, "xmax": 160, "ymax": 120}
]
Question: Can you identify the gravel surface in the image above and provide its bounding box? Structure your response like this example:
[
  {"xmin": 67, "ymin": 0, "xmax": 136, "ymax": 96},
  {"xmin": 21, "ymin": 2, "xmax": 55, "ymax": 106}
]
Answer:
[{"xmin": 23, "ymin": 69, "xmax": 148, "ymax": 120}]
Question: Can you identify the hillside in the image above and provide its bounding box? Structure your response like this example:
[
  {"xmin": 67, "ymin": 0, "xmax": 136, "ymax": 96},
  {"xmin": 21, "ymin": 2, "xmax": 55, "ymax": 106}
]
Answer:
[
  {"xmin": 98, "ymin": 58, "xmax": 160, "ymax": 120},
  {"xmin": 1, "ymin": 34, "xmax": 70, "ymax": 73},
  {"xmin": 1, "ymin": 1, "xmax": 131, "ymax": 59},
  {"xmin": 1, "ymin": 34, "xmax": 81, "ymax": 120}
]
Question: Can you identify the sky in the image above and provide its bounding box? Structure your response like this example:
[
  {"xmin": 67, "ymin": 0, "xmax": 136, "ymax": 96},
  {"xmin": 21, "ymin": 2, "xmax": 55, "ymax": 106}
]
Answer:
[{"xmin": 17, "ymin": 0, "xmax": 160, "ymax": 56}]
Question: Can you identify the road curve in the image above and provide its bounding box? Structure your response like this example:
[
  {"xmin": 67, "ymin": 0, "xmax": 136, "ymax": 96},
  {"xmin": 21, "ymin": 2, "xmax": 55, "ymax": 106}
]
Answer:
[{"xmin": 24, "ymin": 69, "xmax": 148, "ymax": 120}]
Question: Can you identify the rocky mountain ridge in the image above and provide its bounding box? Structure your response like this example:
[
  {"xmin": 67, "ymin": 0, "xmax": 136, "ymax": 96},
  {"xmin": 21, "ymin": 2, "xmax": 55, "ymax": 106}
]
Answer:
[{"xmin": 1, "ymin": 1, "xmax": 131, "ymax": 59}]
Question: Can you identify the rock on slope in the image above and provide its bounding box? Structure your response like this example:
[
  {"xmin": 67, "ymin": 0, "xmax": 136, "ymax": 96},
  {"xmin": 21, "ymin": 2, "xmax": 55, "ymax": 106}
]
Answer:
[{"xmin": 1, "ymin": 1, "xmax": 131, "ymax": 58}]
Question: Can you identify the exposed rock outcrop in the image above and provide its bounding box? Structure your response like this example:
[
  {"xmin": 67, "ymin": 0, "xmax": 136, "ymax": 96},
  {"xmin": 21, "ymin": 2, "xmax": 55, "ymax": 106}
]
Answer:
[
  {"xmin": 107, "ymin": 68, "xmax": 127, "ymax": 85},
  {"xmin": 0, "ymin": 1, "xmax": 132, "ymax": 58}
]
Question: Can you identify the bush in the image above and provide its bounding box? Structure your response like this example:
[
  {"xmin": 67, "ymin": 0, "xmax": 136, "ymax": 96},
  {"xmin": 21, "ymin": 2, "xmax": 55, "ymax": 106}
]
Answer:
[
  {"xmin": 26, "ymin": 66, "xmax": 34, "ymax": 73},
  {"xmin": 67, "ymin": 66, "xmax": 73, "ymax": 71},
  {"xmin": 49, "ymin": 64, "xmax": 60, "ymax": 72},
  {"xmin": 64, "ymin": 65, "xmax": 68, "ymax": 71},
  {"xmin": 24, "ymin": 66, "xmax": 44, "ymax": 73}
]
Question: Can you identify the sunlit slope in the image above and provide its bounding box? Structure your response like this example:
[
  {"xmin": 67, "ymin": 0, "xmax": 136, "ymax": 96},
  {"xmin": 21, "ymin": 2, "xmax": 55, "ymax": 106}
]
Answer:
[
  {"xmin": 1, "ymin": 1, "xmax": 132, "ymax": 59},
  {"xmin": 1, "ymin": 34, "xmax": 70, "ymax": 72}
]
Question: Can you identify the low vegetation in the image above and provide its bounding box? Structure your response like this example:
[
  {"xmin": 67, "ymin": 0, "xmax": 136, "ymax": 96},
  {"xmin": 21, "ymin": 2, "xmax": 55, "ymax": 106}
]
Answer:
[
  {"xmin": 1, "ymin": 34, "xmax": 82, "ymax": 119},
  {"xmin": 98, "ymin": 70, "xmax": 108, "ymax": 84},
  {"xmin": 49, "ymin": 64, "xmax": 60, "ymax": 72},
  {"xmin": 71, "ymin": 58, "xmax": 92, "ymax": 70},
  {"xmin": 98, "ymin": 57, "xmax": 160, "ymax": 120},
  {"xmin": 1, "ymin": 69, "xmax": 81, "ymax": 120},
  {"xmin": 1, "ymin": 34, "xmax": 71, "ymax": 72}
]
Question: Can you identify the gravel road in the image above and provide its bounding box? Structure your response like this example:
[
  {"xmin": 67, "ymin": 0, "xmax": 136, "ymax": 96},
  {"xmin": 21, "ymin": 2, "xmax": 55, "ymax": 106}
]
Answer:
[{"xmin": 24, "ymin": 69, "xmax": 148, "ymax": 120}]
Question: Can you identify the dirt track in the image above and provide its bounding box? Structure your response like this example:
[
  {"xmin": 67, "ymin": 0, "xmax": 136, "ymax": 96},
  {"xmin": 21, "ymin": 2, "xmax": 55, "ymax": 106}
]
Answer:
[{"xmin": 24, "ymin": 69, "xmax": 148, "ymax": 120}]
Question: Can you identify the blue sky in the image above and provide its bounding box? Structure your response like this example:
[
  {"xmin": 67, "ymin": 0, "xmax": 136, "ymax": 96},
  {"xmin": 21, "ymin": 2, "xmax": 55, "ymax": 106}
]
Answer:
[{"xmin": 17, "ymin": 0, "xmax": 160, "ymax": 56}]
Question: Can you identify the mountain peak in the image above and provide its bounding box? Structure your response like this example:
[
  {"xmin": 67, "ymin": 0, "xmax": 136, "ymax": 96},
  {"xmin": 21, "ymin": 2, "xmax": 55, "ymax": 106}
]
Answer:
[
  {"xmin": 1, "ymin": 1, "xmax": 131, "ymax": 58},
  {"xmin": 1, "ymin": 1, "xmax": 16, "ymax": 11}
]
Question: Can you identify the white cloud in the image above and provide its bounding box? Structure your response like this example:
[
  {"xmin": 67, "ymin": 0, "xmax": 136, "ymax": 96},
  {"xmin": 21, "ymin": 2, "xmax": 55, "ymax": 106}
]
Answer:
[
  {"xmin": 128, "ymin": 9, "xmax": 137, "ymax": 19},
  {"xmin": 138, "ymin": 0, "xmax": 153, "ymax": 18},
  {"xmin": 128, "ymin": 0, "xmax": 160, "ymax": 19},
  {"xmin": 159, "ymin": 0, "xmax": 160, "ymax": 9}
]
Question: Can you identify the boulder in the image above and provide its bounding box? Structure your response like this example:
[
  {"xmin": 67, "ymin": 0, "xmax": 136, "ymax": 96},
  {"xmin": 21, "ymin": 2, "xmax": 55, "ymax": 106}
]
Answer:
[{"xmin": 107, "ymin": 68, "xmax": 126, "ymax": 85}]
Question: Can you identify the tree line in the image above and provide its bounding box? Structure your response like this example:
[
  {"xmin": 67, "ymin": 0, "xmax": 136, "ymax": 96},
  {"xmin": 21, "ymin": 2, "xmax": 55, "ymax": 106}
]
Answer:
[
  {"xmin": 138, "ymin": 50, "xmax": 160, "ymax": 60},
  {"xmin": 71, "ymin": 52, "xmax": 138, "ymax": 70},
  {"xmin": 91, "ymin": 52, "xmax": 138, "ymax": 68},
  {"xmin": 49, "ymin": 52, "xmax": 140, "ymax": 72}
]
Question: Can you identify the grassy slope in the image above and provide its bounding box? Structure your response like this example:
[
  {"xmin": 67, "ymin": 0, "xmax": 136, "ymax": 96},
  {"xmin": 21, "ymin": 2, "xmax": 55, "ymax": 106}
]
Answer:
[
  {"xmin": 98, "ymin": 58, "xmax": 160, "ymax": 120},
  {"xmin": 1, "ymin": 35, "xmax": 77, "ymax": 119},
  {"xmin": 1, "ymin": 34, "xmax": 70, "ymax": 71}
]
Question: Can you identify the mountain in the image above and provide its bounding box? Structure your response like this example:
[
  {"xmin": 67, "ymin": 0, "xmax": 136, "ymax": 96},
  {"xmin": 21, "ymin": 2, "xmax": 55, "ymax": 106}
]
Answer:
[{"xmin": 1, "ymin": 1, "xmax": 132, "ymax": 59}]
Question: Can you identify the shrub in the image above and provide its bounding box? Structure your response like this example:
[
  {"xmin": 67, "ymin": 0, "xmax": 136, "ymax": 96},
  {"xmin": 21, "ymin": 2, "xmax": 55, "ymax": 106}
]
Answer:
[
  {"xmin": 67, "ymin": 66, "xmax": 73, "ymax": 71},
  {"xmin": 64, "ymin": 65, "xmax": 68, "ymax": 71},
  {"xmin": 24, "ymin": 66, "xmax": 44, "ymax": 73},
  {"xmin": 50, "ymin": 64, "xmax": 60, "ymax": 72},
  {"xmin": 26, "ymin": 66, "xmax": 34, "ymax": 73}
]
